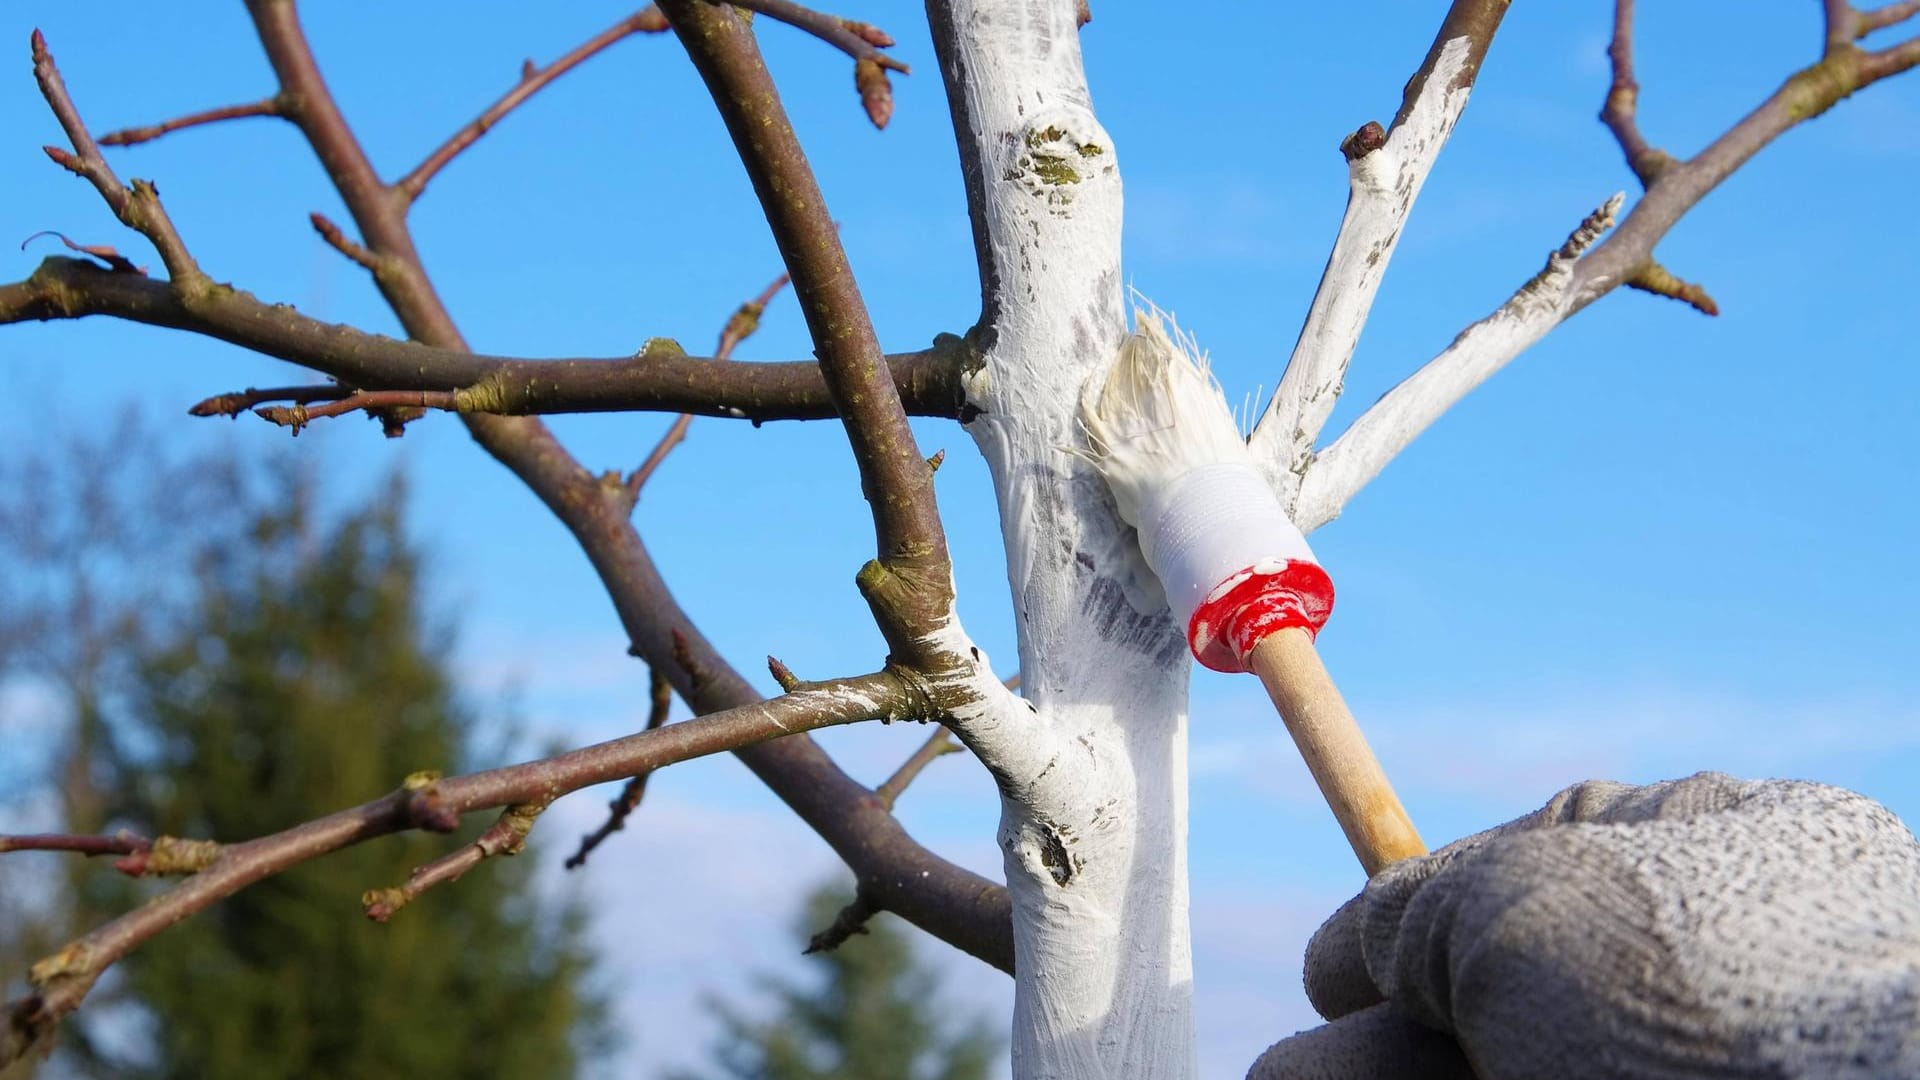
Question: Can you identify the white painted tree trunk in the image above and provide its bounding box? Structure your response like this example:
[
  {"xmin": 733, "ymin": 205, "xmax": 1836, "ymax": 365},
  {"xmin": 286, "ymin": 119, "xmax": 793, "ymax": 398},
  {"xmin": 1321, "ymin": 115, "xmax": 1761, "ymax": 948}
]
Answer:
[
  {"xmin": 923, "ymin": 5, "xmax": 1566, "ymax": 1076},
  {"xmin": 928, "ymin": 2, "xmax": 1197, "ymax": 1077}
]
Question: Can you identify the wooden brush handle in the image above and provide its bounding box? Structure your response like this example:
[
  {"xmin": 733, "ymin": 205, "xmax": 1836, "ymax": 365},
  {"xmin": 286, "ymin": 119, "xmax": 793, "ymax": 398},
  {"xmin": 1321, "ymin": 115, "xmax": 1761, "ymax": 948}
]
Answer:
[{"xmin": 1248, "ymin": 628, "xmax": 1426, "ymax": 875}]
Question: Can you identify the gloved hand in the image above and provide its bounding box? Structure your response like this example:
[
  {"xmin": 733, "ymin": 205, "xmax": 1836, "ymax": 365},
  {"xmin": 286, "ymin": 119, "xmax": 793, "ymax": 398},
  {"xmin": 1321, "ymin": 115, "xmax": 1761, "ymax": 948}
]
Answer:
[{"xmin": 1249, "ymin": 773, "xmax": 1920, "ymax": 1080}]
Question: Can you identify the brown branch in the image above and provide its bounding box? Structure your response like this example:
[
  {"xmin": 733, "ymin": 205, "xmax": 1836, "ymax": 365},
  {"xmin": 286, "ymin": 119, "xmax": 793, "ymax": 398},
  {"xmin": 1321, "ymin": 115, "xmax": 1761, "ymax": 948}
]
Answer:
[
  {"xmin": 1602, "ymin": 0, "xmax": 1676, "ymax": 186},
  {"xmin": 1827, "ymin": 0, "xmax": 1863, "ymax": 48},
  {"xmin": 238, "ymin": 0, "xmax": 1009, "ymax": 972},
  {"xmin": 1861, "ymin": 32, "xmax": 1920, "ymax": 78},
  {"xmin": 0, "ymin": 258, "xmax": 974, "ymax": 422},
  {"xmin": 564, "ymin": 666, "xmax": 674, "ymax": 870},
  {"xmin": 630, "ymin": 270, "xmax": 791, "ymax": 494},
  {"xmin": 29, "ymin": 30, "xmax": 200, "ymax": 283},
  {"xmin": 805, "ymin": 887, "xmax": 878, "ymax": 954},
  {"xmin": 11, "ymin": 1, "xmax": 1012, "ymax": 989},
  {"xmin": 0, "ymin": 831, "xmax": 146, "ymax": 860},
  {"xmin": 725, "ymin": 0, "xmax": 909, "ymax": 128},
  {"xmin": 1573, "ymin": 20, "xmax": 1920, "ymax": 309},
  {"xmin": 1386, "ymin": 0, "xmax": 1512, "ymax": 133},
  {"xmin": 363, "ymin": 800, "xmax": 549, "ymax": 922},
  {"xmin": 662, "ymin": 0, "xmax": 953, "ymax": 662},
  {"xmin": 244, "ymin": 0, "xmax": 459, "ymax": 343},
  {"xmin": 187, "ymin": 384, "xmax": 347, "ymax": 417},
  {"xmin": 396, "ymin": 7, "xmax": 671, "ymax": 203},
  {"xmin": 1627, "ymin": 261, "xmax": 1719, "ymax": 316},
  {"xmin": 254, "ymin": 389, "xmax": 459, "ymax": 434},
  {"xmin": 97, "ymin": 97, "xmax": 284, "ymax": 147},
  {"xmin": 1858, "ymin": 0, "xmax": 1920, "ymax": 36},
  {"xmin": 308, "ymin": 211, "xmax": 387, "ymax": 273},
  {"xmin": 2, "ymin": 672, "xmax": 911, "ymax": 1064},
  {"xmin": 873, "ymin": 725, "xmax": 962, "ymax": 810}
]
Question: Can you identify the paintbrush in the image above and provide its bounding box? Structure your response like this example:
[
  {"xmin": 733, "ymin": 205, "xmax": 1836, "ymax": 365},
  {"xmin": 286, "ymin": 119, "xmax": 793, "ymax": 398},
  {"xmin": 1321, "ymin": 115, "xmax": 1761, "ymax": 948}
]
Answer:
[{"xmin": 1080, "ymin": 305, "xmax": 1424, "ymax": 875}]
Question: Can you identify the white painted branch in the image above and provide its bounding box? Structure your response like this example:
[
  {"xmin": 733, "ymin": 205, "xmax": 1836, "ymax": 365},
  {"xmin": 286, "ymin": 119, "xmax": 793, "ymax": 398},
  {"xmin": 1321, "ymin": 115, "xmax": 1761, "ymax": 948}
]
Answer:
[
  {"xmin": 929, "ymin": 1, "xmax": 1197, "ymax": 1076},
  {"xmin": 1249, "ymin": 37, "xmax": 1475, "ymax": 504},
  {"xmin": 1293, "ymin": 193, "xmax": 1626, "ymax": 531}
]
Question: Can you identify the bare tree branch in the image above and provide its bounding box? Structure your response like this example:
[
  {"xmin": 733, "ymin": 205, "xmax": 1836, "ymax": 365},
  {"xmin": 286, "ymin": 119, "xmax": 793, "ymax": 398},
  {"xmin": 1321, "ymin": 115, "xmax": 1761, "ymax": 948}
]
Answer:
[
  {"xmin": 1856, "ymin": 0, "xmax": 1920, "ymax": 36},
  {"xmin": 1294, "ymin": 194, "xmax": 1625, "ymax": 531},
  {"xmin": 253, "ymin": 390, "xmax": 457, "ymax": 434},
  {"xmin": 187, "ymin": 384, "xmax": 349, "ymax": 417},
  {"xmin": 0, "ymin": 832, "xmax": 146, "ymax": 860},
  {"xmin": 97, "ymin": 97, "xmax": 284, "ymax": 148},
  {"xmin": 1249, "ymin": 0, "xmax": 1513, "ymax": 500},
  {"xmin": 238, "ymin": 0, "xmax": 1014, "ymax": 973},
  {"xmin": 1600, "ymin": 0, "xmax": 1674, "ymax": 187},
  {"xmin": 564, "ymin": 666, "xmax": 674, "ymax": 870},
  {"xmin": 307, "ymin": 211, "xmax": 390, "ymax": 273},
  {"xmin": 396, "ymin": 7, "xmax": 671, "ymax": 203},
  {"xmin": 1572, "ymin": 20, "xmax": 1920, "ymax": 307},
  {"xmin": 2, "ymin": 672, "xmax": 912, "ymax": 1064},
  {"xmin": 806, "ymin": 886, "xmax": 878, "ymax": 954},
  {"xmin": 661, "ymin": 0, "xmax": 956, "ymax": 660},
  {"xmin": 0, "ymin": 258, "xmax": 974, "ymax": 422},
  {"xmin": 1292, "ymin": 5, "xmax": 1920, "ymax": 528},
  {"xmin": 726, "ymin": 0, "xmax": 910, "ymax": 127},
  {"xmin": 362, "ymin": 800, "xmax": 549, "ymax": 922},
  {"xmin": 873, "ymin": 725, "xmax": 962, "ymax": 810},
  {"xmin": 1600, "ymin": 0, "xmax": 1717, "ymax": 315},
  {"xmin": 630, "ymin": 270, "xmax": 792, "ymax": 494},
  {"xmin": 1626, "ymin": 260, "xmax": 1719, "ymax": 316},
  {"xmin": 30, "ymin": 30, "xmax": 200, "ymax": 283}
]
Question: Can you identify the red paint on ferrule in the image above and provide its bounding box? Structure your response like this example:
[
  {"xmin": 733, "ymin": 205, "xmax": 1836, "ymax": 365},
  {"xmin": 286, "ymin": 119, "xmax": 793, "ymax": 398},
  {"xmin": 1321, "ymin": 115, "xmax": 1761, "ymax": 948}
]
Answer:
[{"xmin": 1186, "ymin": 561, "xmax": 1335, "ymax": 674}]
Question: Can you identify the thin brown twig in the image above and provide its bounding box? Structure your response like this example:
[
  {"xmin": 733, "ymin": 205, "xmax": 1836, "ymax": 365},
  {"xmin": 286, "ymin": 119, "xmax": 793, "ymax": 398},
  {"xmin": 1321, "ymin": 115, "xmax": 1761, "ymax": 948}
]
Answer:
[
  {"xmin": 564, "ymin": 666, "xmax": 674, "ymax": 870},
  {"xmin": 725, "ymin": 0, "xmax": 909, "ymax": 128},
  {"xmin": 873, "ymin": 725, "xmax": 962, "ymax": 810},
  {"xmin": 98, "ymin": 97, "xmax": 284, "ymax": 147},
  {"xmin": 187, "ymin": 384, "xmax": 348, "ymax": 418},
  {"xmin": 1573, "ymin": 16, "xmax": 1920, "ymax": 307},
  {"xmin": 1858, "ymin": 0, "xmax": 1920, "ymax": 36},
  {"xmin": 396, "ymin": 7, "xmax": 670, "ymax": 203},
  {"xmin": 253, "ymin": 389, "xmax": 458, "ymax": 434},
  {"xmin": 0, "ymin": 832, "xmax": 147, "ymax": 860},
  {"xmin": 1627, "ymin": 262, "xmax": 1719, "ymax": 316},
  {"xmin": 629, "ymin": 271, "xmax": 791, "ymax": 495},
  {"xmin": 806, "ymin": 887, "xmax": 878, "ymax": 954},
  {"xmin": 1601, "ymin": 0, "xmax": 1674, "ymax": 186},
  {"xmin": 363, "ymin": 800, "xmax": 548, "ymax": 922},
  {"xmin": 4, "ymin": 260, "xmax": 974, "ymax": 422},
  {"xmin": 29, "ymin": 30, "xmax": 200, "ymax": 283},
  {"xmin": 308, "ymin": 211, "xmax": 387, "ymax": 273},
  {"xmin": 3, "ymin": 671, "xmax": 911, "ymax": 1064},
  {"xmin": 1825, "ymin": 0, "xmax": 1859, "ymax": 48},
  {"xmin": 1861, "ymin": 32, "xmax": 1920, "ymax": 78},
  {"xmin": 0, "ymin": 832, "xmax": 224, "ymax": 878}
]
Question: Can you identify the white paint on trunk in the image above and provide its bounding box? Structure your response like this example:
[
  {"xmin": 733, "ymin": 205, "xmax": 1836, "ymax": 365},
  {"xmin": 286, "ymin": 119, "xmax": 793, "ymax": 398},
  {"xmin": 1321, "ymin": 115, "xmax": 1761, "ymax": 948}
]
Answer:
[
  {"xmin": 928, "ymin": 2, "xmax": 1197, "ymax": 1076},
  {"xmin": 1250, "ymin": 37, "xmax": 1474, "ymax": 503}
]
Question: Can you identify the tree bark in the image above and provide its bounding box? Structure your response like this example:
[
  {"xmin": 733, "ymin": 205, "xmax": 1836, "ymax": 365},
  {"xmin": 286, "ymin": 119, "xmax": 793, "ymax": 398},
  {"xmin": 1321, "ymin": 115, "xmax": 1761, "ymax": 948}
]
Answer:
[{"xmin": 930, "ymin": 2, "xmax": 1196, "ymax": 1075}]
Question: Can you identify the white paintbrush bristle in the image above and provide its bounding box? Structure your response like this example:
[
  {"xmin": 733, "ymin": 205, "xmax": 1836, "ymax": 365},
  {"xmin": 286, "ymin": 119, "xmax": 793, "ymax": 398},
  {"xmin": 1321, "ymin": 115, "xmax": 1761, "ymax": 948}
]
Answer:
[{"xmin": 1080, "ymin": 305, "xmax": 1251, "ymax": 528}]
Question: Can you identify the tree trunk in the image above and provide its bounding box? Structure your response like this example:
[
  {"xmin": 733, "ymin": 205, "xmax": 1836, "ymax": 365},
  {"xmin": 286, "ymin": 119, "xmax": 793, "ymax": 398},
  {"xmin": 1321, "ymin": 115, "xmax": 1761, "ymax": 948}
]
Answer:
[{"xmin": 930, "ymin": 2, "xmax": 1196, "ymax": 1076}]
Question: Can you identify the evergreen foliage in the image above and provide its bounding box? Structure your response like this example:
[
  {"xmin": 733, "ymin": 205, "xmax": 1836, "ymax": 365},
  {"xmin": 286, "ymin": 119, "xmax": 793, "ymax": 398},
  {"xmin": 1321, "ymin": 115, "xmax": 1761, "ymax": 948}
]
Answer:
[{"xmin": 0, "ymin": 436, "xmax": 607, "ymax": 1079}]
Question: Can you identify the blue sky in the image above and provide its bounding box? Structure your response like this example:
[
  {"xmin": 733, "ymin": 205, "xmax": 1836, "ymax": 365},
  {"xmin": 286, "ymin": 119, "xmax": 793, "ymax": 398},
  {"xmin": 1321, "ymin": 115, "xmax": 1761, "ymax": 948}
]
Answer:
[{"xmin": 2, "ymin": 3, "xmax": 1917, "ymax": 1076}]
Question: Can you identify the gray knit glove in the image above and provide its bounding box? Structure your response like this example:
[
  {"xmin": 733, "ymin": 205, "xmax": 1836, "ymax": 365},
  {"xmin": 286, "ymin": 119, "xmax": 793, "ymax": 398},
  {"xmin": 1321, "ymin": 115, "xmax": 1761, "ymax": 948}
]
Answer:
[{"xmin": 1249, "ymin": 773, "xmax": 1920, "ymax": 1080}]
